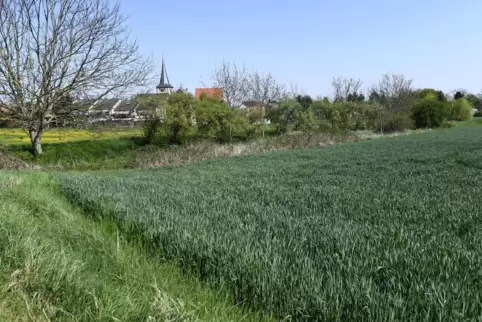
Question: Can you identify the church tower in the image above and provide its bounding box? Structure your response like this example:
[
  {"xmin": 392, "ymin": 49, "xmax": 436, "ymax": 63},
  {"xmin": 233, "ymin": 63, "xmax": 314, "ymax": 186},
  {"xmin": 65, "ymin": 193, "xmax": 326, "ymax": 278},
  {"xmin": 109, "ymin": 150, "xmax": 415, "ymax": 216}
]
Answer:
[{"xmin": 156, "ymin": 57, "xmax": 174, "ymax": 94}]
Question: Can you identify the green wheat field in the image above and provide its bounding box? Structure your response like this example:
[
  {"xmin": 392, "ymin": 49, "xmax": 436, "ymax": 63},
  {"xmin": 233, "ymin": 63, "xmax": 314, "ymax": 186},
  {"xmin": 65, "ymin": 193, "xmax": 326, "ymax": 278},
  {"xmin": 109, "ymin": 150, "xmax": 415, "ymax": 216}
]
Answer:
[{"xmin": 58, "ymin": 123, "xmax": 482, "ymax": 321}]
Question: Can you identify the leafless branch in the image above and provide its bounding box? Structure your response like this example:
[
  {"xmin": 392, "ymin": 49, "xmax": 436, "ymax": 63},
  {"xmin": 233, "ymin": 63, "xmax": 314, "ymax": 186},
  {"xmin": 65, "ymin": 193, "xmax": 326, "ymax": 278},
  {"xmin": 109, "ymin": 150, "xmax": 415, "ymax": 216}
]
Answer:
[
  {"xmin": 210, "ymin": 60, "xmax": 249, "ymax": 107},
  {"xmin": 0, "ymin": 0, "xmax": 154, "ymax": 155},
  {"xmin": 209, "ymin": 60, "xmax": 286, "ymax": 107},
  {"xmin": 331, "ymin": 76, "xmax": 363, "ymax": 101},
  {"xmin": 372, "ymin": 73, "xmax": 414, "ymax": 111}
]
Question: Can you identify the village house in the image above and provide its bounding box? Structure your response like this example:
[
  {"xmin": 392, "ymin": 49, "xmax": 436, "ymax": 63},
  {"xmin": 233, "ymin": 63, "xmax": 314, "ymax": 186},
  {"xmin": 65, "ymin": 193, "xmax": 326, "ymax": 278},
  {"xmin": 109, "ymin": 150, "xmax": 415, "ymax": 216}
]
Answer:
[{"xmin": 79, "ymin": 57, "xmax": 193, "ymax": 124}]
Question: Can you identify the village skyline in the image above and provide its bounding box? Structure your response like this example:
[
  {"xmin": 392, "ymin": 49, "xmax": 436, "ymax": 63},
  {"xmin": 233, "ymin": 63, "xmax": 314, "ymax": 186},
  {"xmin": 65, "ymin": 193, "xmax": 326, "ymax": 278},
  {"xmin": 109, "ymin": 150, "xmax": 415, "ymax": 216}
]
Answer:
[{"xmin": 120, "ymin": 0, "xmax": 482, "ymax": 97}]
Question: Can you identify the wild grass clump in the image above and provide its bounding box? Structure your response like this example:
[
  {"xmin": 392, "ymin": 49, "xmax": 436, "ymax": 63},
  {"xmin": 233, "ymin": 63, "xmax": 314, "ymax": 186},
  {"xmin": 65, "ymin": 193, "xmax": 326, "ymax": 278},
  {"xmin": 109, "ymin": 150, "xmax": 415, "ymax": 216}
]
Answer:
[
  {"xmin": 59, "ymin": 124, "xmax": 482, "ymax": 321},
  {"xmin": 0, "ymin": 148, "xmax": 37, "ymax": 170},
  {"xmin": 129, "ymin": 131, "xmax": 356, "ymax": 168}
]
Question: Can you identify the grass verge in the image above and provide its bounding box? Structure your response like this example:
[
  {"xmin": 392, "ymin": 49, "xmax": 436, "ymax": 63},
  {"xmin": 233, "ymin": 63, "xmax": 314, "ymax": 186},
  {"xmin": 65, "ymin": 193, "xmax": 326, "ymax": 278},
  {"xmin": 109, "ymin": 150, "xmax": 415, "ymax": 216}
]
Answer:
[
  {"xmin": 0, "ymin": 172, "xmax": 269, "ymax": 321},
  {"xmin": 2, "ymin": 131, "xmax": 357, "ymax": 171}
]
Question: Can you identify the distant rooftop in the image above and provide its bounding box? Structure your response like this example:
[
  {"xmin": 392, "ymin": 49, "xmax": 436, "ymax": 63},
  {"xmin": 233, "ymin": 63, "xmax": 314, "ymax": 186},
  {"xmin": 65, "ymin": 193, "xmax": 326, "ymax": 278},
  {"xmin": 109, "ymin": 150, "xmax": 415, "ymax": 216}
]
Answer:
[{"xmin": 195, "ymin": 88, "xmax": 224, "ymax": 100}]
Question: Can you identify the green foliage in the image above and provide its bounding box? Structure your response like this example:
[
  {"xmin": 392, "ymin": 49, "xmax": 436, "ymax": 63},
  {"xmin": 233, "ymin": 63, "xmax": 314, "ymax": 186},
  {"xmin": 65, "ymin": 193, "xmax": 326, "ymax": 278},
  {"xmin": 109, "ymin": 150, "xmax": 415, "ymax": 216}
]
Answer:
[
  {"xmin": 292, "ymin": 109, "xmax": 319, "ymax": 132},
  {"xmin": 195, "ymin": 97, "xmax": 250, "ymax": 142},
  {"xmin": 266, "ymin": 100, "xmax": 301, "ymax": 134},
  {"xmin": 143, "ymin": 118, "xmax": 161, "ymax": 144},
  {"xmin": 454, "ymin": 91, "xmax": 465, "ymax": 100},
  {"xmin": 295, "ymin": 95, "xmax": 313, "ymax": 111},
  {"xmin": 466, "ymin": 93, "xmax": 482, "ymax": 110},
  {"xmin": 374, "ymin": 111, "xmax": 415, "ymax": 133},
  {"xmin": 347, "ymin": 92, "xmax": 365, "ymax": 102},
  {"xmin": 243, "ymin": 107, "xmax": 266, "ymax": 138},
  {"xmin": 320, "ymin": 101, "xmax": 380, "ymax": 131},
  {"xmin": 135, "ymin": 94, "xmax": 168, "ymax": 144},
  {"xmin": 473, "ymin": 110, "xmax": 482, "ymax": 117},
  {"xmin": 411, "ymin": 99, "xmax": 450, "ymax": 128},
  {"xmin": 60, "ymin": 125, "xmax": 482, "ymax": 321},
  {"xmin": 277, "ymin": 99, "xmax": 390, "ymax": 133},
  {"xmin": 161, "ymin": 93, "xmax": 196, "ymax": 145},
  {"xmin": 415, "ymin": 88, "xmax": 447, "ymax": 102},
  {"xmin": 449, "ymin": 98, "xmax": 473, "ymax": 121}
]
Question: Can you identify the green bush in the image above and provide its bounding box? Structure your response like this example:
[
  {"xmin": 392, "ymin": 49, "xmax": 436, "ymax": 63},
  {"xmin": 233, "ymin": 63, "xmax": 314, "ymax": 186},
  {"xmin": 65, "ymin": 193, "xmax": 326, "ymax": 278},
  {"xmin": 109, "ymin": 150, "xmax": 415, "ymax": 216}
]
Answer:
[
  {"xmin": 160, "ymin": 93, "xmax": 196, "ymax": 145},
  {"xmin": 293, "ymin": 109, "xmax": 320, "ymax": 132},
  {"xmin": 473, "ymin": 110, "xmax": 482, "ymax": 117},
  {"xmin": 450, "ymin": 98, "xmax": 473, "ymax": 121},
  {"xmin": 135, "ymin": 94, "xmax": 169, "ymax": 145},
  {"xmin": 142, "ymin": 118, "xmax": 161, "ymax": 145},
  {"xmin": 266, "ymin": 100, "xmax": 301, "ymax": 134},
  {"xmin": 318, "ymin": 103, "xmax": 348, "ymax": 130},
  {"xmin": 411, "ymin": 99, "xmax": 450, "ymax": 128},
  {"xmin": 312, "ymin": 101, "xmax": 383, "ymax": 131},
  {"xmin": 195, "ymin": 97, "xmax": 250, "ymax": 142}
]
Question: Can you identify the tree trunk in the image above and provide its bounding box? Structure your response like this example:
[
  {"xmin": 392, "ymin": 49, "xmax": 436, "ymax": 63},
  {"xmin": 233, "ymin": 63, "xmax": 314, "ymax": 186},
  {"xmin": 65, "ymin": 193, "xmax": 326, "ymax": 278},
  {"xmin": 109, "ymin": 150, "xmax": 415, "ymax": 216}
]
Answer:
[{"xmin": 29, "ymin": 129, "xmax": 43, "ymax": 156}]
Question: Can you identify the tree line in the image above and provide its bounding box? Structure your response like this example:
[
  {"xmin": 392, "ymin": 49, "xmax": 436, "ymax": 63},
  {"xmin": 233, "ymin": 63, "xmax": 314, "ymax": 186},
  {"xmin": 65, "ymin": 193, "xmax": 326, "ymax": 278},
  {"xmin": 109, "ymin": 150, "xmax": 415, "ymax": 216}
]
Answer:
[
  {"xmin": 0, "ymin": 0, "xmax": 479, "ymax": 156},
  {"xmin": 138, "ymin": 63, "xmax": 480, "ymax": 147}
]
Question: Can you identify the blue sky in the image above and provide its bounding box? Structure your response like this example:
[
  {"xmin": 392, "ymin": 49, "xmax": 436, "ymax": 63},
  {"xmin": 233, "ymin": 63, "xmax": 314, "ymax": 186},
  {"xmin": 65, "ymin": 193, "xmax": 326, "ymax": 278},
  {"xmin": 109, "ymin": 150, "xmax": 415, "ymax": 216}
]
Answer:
[{"xmin": 120, "ymin": 0, "xmax": 481, "ymax": 97}]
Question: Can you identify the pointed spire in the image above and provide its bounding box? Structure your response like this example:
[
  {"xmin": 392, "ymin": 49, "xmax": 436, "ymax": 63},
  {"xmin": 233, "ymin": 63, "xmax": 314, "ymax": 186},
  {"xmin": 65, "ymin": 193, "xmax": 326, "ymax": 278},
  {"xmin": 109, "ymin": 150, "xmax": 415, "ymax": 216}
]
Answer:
[{"xmin": 156, "ymin": 56, "xmax": 173, "ymax": 92}]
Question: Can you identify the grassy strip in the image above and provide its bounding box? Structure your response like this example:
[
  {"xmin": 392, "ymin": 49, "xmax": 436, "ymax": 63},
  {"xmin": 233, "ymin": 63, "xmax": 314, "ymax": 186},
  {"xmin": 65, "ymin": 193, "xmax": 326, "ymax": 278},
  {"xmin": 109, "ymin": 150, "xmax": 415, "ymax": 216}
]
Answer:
[
  {"xmin": 2, "ymin": 121, "xmax": 478, "ymax": 171},
  {"xmin": 59, "ymin": 124, "xmax": 482, "ymax": 320},
  {"xmin": 0, "ymin": 172, "xmax": 268, "ymax": 321},
  {"xmin": 3, "ymin": 131, "xmax": 355, "ymax": 171}
]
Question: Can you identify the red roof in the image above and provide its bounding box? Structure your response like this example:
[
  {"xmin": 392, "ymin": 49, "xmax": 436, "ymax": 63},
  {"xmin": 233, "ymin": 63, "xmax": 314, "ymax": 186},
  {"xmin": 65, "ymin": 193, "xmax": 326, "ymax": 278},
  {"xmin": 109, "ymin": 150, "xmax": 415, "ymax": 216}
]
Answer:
[{"xmin": 195, "ymin": 88, "xmax": 223, "ymax": 100}]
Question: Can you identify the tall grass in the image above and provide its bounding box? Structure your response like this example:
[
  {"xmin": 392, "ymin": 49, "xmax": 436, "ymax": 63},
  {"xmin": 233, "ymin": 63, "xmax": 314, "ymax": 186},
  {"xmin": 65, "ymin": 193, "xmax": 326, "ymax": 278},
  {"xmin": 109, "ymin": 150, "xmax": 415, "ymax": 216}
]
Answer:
[
  {"xmin": 59, "ymin": 125, "xmax": 482, "ymax": 321},
  {"xmin": 2, "ymin": 131, "xmax": 355, "ymax": 171},
  {"xmin": 0, "ymin": 173, "xmax": 268, "ymax": 321}
]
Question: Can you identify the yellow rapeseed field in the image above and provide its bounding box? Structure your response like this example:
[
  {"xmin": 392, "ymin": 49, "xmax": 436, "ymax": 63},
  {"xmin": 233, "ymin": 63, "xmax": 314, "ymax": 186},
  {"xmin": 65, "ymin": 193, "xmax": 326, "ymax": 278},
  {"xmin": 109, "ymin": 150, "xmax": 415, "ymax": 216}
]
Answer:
[{"xmin": 0, "ymin": 128, "xmax": 141, "ymax": 145}]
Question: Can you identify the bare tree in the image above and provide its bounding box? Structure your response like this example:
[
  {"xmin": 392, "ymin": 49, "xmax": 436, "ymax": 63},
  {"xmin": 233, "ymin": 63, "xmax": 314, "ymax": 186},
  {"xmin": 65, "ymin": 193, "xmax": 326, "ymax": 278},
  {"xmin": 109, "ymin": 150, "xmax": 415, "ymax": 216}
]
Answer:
[
  {"xmin": 281, "ymin": 81, "xmax": 306, "ymax": 101},
  {"xmin": 373, "ymin": 73, "xmax": 414, "ymax": 111},
  {"xmin": 210, "ymin": 60, "xmax": 249, "ymax": 107},
  {"xmin": 331, "ymin": 76, "xmax": 363, "ymax": 101},
  {"xmin": 210, "ymin": 61, "xmax": 287, "ymax": 107},
  {"xmin": 247, "ymin": 71, "xmax": 285, "ymax": 105},
  {"xmin": 0, "ymin": 0, "xmax": 154, "ymax": 155}
]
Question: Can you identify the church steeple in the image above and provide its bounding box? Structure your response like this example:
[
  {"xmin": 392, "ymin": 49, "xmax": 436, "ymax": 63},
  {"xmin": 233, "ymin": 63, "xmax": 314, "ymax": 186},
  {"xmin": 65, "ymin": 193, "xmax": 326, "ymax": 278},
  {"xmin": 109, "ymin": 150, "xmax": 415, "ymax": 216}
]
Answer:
[{"xmin": 156, "ymin": 56, "xmax": 173, "ymax": 94}]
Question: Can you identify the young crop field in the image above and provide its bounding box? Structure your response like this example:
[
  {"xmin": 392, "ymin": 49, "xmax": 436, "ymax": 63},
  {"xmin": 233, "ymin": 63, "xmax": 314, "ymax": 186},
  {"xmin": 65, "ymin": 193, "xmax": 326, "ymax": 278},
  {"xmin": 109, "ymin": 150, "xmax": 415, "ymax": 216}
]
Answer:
[{"xmin": 59, "ymin": 124, "xmax": 482, "ymax": 321}]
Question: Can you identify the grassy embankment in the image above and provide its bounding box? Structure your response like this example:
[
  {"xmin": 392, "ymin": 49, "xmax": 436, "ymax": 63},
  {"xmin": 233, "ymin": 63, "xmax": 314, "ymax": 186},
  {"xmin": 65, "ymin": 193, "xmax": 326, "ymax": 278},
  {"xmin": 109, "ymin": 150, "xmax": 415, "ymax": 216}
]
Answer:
[
  {"xmin": 0, "ymin": 173, "xmax": 270, "ymax": 321},
  {"xmin": 58, "ymin": 122, "xmax": 482, "ymax": 321},
  {"xmin": 0, "ymin": 123, "xmax": 439, "ymax": 171},
  {"xmin": 1, "ymin": 125, "xmax": 357, "ymax": 170}
]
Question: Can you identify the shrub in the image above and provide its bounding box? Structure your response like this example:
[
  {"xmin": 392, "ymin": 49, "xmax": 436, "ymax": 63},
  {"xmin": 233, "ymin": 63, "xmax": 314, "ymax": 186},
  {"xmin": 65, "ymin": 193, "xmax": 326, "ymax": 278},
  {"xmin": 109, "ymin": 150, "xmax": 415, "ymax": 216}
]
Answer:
[
  {"xmin": 195, "ymin": 97, "xmax": 250, "ymax": 143},
  {"xmin": 266, "ymin": 100, "xmax": 301, "ymax": 134},
  {"xmin": 474, "ymin": 110, "xmax": 482, "ymax": 117},
  {"xmin": 411, "ymin": 99, "xmax": 450, "ymax": 128},
  {"xmin": 160, "ymin": 93, "xmax": 196, "ymax": 145},
  {"xmin": 374, "ymin": 111, "xmax": 414, "ymax": 133},
  {"xmin": 293, "ymin": 110, "xmax": 320, "ymax": 132},
  {"xmin": 135, "ymin": 94, "xmax": 169, "ymax": 144},
  {"xmin": 316, "ymin": 103, "xmax": 345, "ymax": 130},
  {"xmin": 142, "ymin": 118, "xmax": 161, "ymax": 145},
  {"xmin": 314, "ymin": 101, "xmax": 380, "ymax": 131},
  {"xmin": 449, "ymin": 98, "xmax": 473, "ymax": 121},
  {"xmin": 243, "ymin": 107, "xmax": 266, "ymax": 138}
]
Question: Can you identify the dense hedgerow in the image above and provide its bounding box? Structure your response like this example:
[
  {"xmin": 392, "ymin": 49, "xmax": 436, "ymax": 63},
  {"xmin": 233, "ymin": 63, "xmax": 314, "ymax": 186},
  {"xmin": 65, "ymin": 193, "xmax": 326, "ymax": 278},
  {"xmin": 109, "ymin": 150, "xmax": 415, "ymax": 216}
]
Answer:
[{"xmin": 59, "ymin": 125, "xmax": 482, "ymax": 321}]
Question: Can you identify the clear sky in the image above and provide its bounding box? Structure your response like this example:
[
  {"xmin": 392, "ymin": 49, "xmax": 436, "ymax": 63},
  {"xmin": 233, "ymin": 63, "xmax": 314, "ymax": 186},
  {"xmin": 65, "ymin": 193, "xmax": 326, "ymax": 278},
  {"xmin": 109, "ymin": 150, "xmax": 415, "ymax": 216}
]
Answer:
[{"xmin": 120, "ymin": 0, "xmax": 481, "ymax": 97}]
